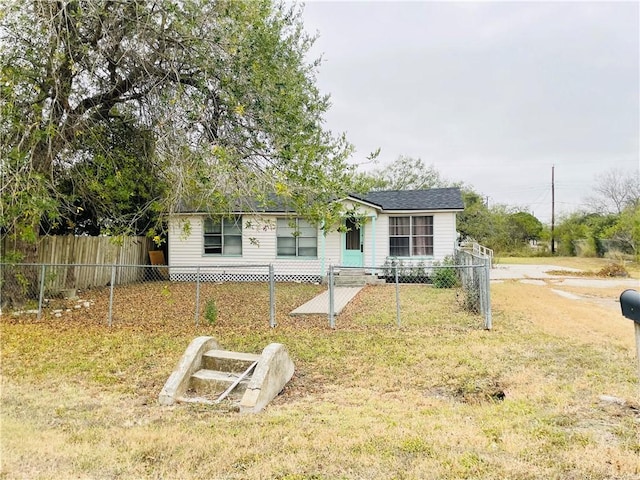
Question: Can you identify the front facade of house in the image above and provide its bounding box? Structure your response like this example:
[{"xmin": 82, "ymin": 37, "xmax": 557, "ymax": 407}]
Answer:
[{"xmin": 167, "ymin": 188, "xmax": 464, "ymax": 281}]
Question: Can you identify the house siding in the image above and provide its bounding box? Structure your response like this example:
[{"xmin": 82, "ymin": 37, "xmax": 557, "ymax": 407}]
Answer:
[
  {"xmin": 323, "ymin": 230, "xmax": 341, "ymax": 267},
  {"xmin": 168, "ymin": 214, "xmax": 328, "ymax": 279},
  {"xmin": 433, "ymin": 212, "xmax": 457, "ymax": 260},
  {"xmin": 168, "ymin": 207, "xmax": 460, "ymax": 280},
  {"xmin": 370, "ymin": 211, "xmax": 457, "ymax": 266},
  {"xmin": 372, "ymin": 214, "xmax": 389, "ymax": 267}
]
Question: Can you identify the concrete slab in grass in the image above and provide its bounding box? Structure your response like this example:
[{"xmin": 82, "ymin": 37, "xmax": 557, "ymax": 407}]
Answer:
[{"xmin": 290, "ymin": 287, "xmax": 363, "ymax": 316}]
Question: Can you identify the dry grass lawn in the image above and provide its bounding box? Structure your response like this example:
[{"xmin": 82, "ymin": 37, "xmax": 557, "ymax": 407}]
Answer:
[{"xmin": 1, "ymin": 277, "xmax": 639, "ymax": 479}]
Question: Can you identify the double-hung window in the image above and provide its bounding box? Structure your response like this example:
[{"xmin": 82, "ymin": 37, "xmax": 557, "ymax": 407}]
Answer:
[
  {"xmin": 277, "ymin": 218, "xmax": 317, "ymax": 257},
  {"xmin": 203, "ymin": 216, "xmax": 242, "ymax": 255},
  {"xmin": 389, "ymin": 216, "xmax": 433, "ymax": 256}
]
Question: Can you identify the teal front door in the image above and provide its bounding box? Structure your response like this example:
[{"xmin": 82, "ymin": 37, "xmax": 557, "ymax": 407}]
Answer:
[{"xmin": 342, "ymin": 217, "xmax": 363, "ymax": 267}]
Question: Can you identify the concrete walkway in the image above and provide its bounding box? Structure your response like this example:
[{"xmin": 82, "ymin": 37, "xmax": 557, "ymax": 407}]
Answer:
[
  {"xmin": 490, "ymin": 264, "xmax": 582, "ymax": 280},
  {"xmin": 290, "ymin": 287, "xmax": 363, "ymax": 316}
]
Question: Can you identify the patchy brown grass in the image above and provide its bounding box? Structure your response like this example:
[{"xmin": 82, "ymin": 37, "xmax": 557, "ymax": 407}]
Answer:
[
  {"xmin": 1, "ymin": 281, "xmax": 639, "ymax": 479},
  {"xmin": 491, "ymin": 281, "xmax": 635, "ymax": 350}
]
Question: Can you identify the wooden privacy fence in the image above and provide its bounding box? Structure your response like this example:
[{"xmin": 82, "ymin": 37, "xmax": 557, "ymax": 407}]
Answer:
[{"xmin": 36, "ymin": 235, "xmax": 154, "ymax": 291}]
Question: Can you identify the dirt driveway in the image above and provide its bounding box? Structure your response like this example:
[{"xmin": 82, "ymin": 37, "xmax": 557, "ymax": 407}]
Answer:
[
  {"xmin": 491, "ymin": 263, "xmax": 639, "ymax": 310},
  {"xmin": 490, "ymin": 264, "xmax": 639, "ymax": 350},
  {"xmin": 491, "ymin": 263, "xmax": 639, "ymax": 285}
]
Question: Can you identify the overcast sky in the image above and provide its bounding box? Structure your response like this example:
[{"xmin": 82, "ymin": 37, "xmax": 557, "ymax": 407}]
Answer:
[{"xmin": 300, "ymin": 1, "xmax": 639, "ymax": 223}]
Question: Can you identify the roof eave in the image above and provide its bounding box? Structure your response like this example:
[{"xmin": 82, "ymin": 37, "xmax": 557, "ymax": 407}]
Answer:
[
  {"xmin": 342, "ymin": 195, "xmax": 384, "ymax": 211},
  {"xmin": 380, "ymin": 208, "xmax": 464, "ymax": 214}
]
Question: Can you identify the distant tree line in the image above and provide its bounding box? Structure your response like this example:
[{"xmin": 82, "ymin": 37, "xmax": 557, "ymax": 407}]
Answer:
[
  {"xmin": 554, "ymin": 168, "xmax": 639, "ymax": 258},
  {"xmin": 363, "ymin": 157, "xmax": 638, "ymax": 258},
  {"xmin": 362, "ymin": 155, "xmax": 544, "ymax": 254}
]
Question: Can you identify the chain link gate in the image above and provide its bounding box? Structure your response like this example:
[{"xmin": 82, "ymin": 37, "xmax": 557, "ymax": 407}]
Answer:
[{"xmin": 326, "ymin": 250, "xmax": 491, "ymax": 329}]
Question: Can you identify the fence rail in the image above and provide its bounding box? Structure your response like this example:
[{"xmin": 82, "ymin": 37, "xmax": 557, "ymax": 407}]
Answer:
[{"xmin": 1, "ymin": 253, "xmax": 491, "ymax": 329}]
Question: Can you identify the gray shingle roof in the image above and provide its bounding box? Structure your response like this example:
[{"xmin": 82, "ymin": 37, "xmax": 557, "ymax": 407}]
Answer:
[
  {"xmin": 174, "ymin": 194, "xmax": 296, "ymax": 214},
  {"xmin": 175, "ymin": 187, "xmax": 464, "ymax": 214},
  {"xmin": 351, "ymin": 187, "xmax": 464, "ymax": 211}
]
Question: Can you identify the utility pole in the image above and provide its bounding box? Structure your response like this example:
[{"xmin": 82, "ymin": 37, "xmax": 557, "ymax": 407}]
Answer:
[{"xmin": 551, "ymin": 165, "xmax": 555, "ymax": 254}]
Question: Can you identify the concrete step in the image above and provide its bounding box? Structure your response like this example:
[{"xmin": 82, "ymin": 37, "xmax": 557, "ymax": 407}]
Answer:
[
  {"xmin": 202, "ymin": 349, "xmax": 261, "ymax": 371},
  {"xmin": 334, "ymin": 274, "xmax": 386, "ymax": 286},
  {"xmin": 190, "ymin": 368, "xmax": 251, "ymax": 397},
  {"xmin": 335, "ymin": 275, "xmax": 368, "ymax": 286},
  {"xmin": 336, "ymin": 268, "xmax": 366, "ymax": 276},
  {"xmin": 160, "ymin": 337, "xmax": 295, "ymax": 413}
]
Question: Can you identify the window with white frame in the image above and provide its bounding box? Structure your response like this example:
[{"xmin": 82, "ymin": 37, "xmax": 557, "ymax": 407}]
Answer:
[
  {"xmin": 203, "ymin": 216, "xmax": 242, "ymax": 255},
  {"xmin": 389, "ymin": 216, "xmax": 433, "ymax": 256},
  {"xmin": 276, "ymin": 218, "xmax": 317, "ymax": 257}
]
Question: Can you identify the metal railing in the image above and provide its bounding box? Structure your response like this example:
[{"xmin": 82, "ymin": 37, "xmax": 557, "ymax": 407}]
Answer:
[{"xmin": 459, "ymin": 241, "xmax": 494, "ymax": 268}]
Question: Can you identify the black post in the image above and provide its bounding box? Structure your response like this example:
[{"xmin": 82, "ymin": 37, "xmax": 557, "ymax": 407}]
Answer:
[{"xmin": 551, "ymin": 165, "xmax": 555, "ymax": 254}]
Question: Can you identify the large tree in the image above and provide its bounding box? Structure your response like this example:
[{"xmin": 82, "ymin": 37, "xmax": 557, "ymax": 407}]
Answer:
[
  {"xmin": 555, "ymin": 168, "xmax": 640, "ymax": 258},
  {"xmin": 584, "ymin": 167, "xmax": 640, "ymax": 215},
  {"xmin": 1, "ymin": 0, "xmax": 355, "ymax": 258},
  {"xmin": 508, "ymin": 212, "xmax": 543, "ymax": 245},
  {"xmin": 456, "ymin": 190, "xmax": 493, "ymax": 243},
  {"xmin": 604, "ymin": 203, "xmax": 640, "ymax": 256},
  {"xmin": 369, "ymin": 155, "xmax": 451, "ymax": 191}
]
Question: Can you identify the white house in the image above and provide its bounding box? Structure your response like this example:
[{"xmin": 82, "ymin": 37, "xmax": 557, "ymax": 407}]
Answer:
[{"xmin": 167, "ymin": 188, "xmax": 464, "ymax": 282}]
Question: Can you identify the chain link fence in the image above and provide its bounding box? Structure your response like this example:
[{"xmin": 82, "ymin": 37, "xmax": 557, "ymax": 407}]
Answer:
[
  {"xmin": 1, "ymin": 249, "xmax": 491, "ymax": 329},
  {"xmin": 327, "ymin": 249, "xmax": 491, "ymax": 329},
  {"xmin": 0, "ymin": 263, "xmax": 277, "ymax": 327}
]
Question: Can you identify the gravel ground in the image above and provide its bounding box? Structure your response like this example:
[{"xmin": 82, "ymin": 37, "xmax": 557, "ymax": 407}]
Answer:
[
  {"xmin": 491, "ymin": 264, "xmax": 581, "ymax": 280},
  {"xmin": 491, "ymin": 264, "xmax": 639, "ymax": 288}
]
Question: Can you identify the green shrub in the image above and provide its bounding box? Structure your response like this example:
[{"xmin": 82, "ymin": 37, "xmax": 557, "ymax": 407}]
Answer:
[
  {"xmin": 432, "ymin": 256, "xmax": 460, "ymax": 288},
  {"xmin": 204, "ymin": 298, "xmax": 218, "ymax": 325},
  {"xmin": 381, "ymin": 258, "xmax": 430, "ymax": 283}
]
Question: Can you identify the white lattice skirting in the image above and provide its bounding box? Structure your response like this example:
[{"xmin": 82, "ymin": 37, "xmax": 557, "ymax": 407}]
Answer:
[{"xmin": 169, "ymin": 273, "xmax": 322, "ymax": 283}]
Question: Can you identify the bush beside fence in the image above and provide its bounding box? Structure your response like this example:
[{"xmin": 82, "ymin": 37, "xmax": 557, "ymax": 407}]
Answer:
[{"xmin": 326, "ymin": 249, "xmax": 491, "ymax": 330}]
